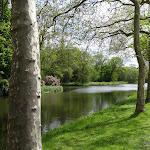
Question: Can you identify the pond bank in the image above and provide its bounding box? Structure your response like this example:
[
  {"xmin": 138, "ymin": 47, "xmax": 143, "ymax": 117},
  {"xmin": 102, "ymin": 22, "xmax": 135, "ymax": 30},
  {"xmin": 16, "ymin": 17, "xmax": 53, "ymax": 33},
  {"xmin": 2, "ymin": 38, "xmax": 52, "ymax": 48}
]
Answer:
[
  {"xmin": 42, "ymin": 92, "xmax": 150, "ymax": 150},
  {"xmin": 41, "ymin": 86, "xmax": 63, "ymax": 94},
  {"xmin": 61, "ymin": 81, "xmax": 128, "ymax": 86}
]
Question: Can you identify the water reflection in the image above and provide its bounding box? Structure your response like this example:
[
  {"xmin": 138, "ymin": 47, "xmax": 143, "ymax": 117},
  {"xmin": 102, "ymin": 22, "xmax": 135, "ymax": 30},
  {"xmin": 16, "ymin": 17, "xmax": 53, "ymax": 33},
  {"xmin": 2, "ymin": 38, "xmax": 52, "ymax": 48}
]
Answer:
[
  {"xmin": 41, "ymin": 86, "xmax": 135, "ymax": 134},
  {"xmin": 74, "ymin": 84, "xmax": 139, "ymax": 93},
  {"xmin": 0, "ymin": 97, "xmax": 8, "ymax": 150},
  {"xmin": 0, "ymin": 84, "xmax": 141, "ymax": 148}
]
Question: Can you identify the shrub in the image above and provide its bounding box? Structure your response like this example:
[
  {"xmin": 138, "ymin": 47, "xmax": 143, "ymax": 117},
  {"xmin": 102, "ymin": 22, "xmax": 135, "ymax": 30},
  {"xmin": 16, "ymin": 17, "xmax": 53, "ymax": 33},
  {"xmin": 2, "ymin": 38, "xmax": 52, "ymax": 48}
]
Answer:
[
  {"xmin": 45, "ymin": 76, "xmax": 60, "ymax": 86},
  {"xmin": 0, "ymin": 79, "xmax": 9, "ymax": 96}
]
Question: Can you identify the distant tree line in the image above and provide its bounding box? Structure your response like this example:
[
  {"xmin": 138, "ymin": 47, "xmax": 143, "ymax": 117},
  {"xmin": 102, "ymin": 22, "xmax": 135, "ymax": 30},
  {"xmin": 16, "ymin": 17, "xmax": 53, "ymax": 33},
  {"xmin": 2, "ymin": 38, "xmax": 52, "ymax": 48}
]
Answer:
[{"xmin": 41, "ymin": 43, "xmax": 139, "ymax": 84}]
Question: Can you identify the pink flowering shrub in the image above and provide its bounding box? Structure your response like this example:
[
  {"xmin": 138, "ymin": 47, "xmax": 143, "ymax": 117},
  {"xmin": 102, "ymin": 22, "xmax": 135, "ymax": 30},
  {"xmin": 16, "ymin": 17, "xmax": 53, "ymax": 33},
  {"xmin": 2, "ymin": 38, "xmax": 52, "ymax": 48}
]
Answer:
[{"xmin": 45, "ymin": 76, "xmax": 60, "ymax": 86}]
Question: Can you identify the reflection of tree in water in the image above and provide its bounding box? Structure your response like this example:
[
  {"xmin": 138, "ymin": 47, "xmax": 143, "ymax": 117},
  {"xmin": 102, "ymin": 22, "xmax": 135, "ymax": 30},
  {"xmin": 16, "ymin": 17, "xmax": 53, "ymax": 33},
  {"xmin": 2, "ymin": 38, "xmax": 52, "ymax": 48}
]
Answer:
[
  {"xmin": 0, "ymin": 97, "xmax": 8, "ymax": 150},
  {"xmin": 0, "ymin": 113, "xmax": 7, "ymax": 150},
  {"xmin": 100, "ymin": 91, "xmax": 134, "ymax": 108},
  {"xmin": 41, "ymin": 90, "xmax": 134, "ymax": 134},
  {"xmin": 41, "ymin": 92, "xmax": 93, "ymax": 133}
]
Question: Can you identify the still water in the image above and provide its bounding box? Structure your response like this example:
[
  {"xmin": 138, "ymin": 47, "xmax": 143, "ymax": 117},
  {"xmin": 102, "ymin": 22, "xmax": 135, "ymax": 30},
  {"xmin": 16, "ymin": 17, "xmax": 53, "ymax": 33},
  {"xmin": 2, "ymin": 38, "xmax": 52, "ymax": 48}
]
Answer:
[
  {"xmin": 0, "ymin": 84, "xmax": 140, "ymax": 149},
  {"xmin": 41, "ymin": 84, "xmax": 138, "ymax": 133}
]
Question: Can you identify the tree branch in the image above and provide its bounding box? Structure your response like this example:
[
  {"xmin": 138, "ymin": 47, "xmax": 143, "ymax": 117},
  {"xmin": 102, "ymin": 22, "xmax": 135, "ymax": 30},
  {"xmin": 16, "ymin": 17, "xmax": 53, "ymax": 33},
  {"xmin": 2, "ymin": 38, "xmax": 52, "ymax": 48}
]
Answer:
[
  {"xmin": 141, "ymin": 0, "xmax": 150, "ymax": 4},
  {"xmin": 53, "ymin": 0, "xmax": 87, "ymax": 22},
  {"xmin": 95, "ymin": 18, "xmax": 133, "ymax": 29},
  {"xmin": 37, "ymin": 0, "xmax": 49, "ymax": 19},
  {"xmin": 93, "ymin": 16, "xmax": 150, "ymax": 30},
  {"xmin": 140, "ymin": 30, "xmax": 150, "ymax": 35},
  {"xmin": 110, "ymin": 0, "xmax": 134, "ymax": 6}
]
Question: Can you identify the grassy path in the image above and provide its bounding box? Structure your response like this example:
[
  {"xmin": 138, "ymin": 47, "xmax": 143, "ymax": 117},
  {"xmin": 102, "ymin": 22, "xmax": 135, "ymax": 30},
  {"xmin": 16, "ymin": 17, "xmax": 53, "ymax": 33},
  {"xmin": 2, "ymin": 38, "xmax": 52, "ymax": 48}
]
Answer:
[{"xmin": 42, "ymin": 93, "xmax": 150, "ymax": 150}]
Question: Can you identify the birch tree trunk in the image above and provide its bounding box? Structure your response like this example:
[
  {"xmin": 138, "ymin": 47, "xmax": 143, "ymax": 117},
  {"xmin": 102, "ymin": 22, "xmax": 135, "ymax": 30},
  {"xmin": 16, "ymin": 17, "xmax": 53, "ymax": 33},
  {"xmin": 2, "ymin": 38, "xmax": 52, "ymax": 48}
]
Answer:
[
  {"xmin": 133, "ymin": 0, "xmax": 146, "ymax": 113},
  {"xmin": 7, "ymin": 0, "xmax": 42, "ymax": 149}
]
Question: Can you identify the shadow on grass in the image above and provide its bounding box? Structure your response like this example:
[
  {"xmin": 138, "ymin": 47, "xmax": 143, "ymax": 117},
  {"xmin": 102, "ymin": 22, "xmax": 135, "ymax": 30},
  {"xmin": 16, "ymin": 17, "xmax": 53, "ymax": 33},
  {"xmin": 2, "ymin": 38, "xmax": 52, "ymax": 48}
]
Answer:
[
  {"xmin": 42, "ymin": 106, "xmax": 138, "ymax": 144},
  {"xmin": 115, "ymin": 96, "xmax": 137, "ymax": 106},
  {"xmin": 129, "ymin": 112, "xmax": 140, "ymax": 119}
]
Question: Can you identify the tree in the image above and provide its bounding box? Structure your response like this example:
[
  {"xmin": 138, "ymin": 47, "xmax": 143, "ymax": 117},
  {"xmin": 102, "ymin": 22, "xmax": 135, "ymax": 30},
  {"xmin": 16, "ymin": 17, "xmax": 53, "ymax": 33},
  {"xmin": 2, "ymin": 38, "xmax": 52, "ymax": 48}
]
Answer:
[
  {"xmin": 87, "ymin": 0, "xmax": 148, "ymax": 112},
  {"xmin": 37, "ymin": 0, "xmax": 150, "ymax": 113},
  {"xmin": 93, "ymin": 53, "xmax": 107, "ymax": 81},
  {"xmin": 41, "ymin": 42, "xmax": 92, "ymax": 83},
  {"xmin": 140, "ymin": 32, "xmax": 150, "ymax": 103},
  {"xmin": 108, "ymin": 57, "xmax": 123, "ymax": 81},
  {"xmin": 77, "ymin": 51, "xmax": 92, "ymax": 83},
  {"xmin": 145, "ymin": 38, "xmax": 150, "ymax": 103},
  {"xmin": 102, "ymin": 64, "xmax": 112, "ymax": 82},
  {"xmin": 0, "ymin": 0, "xmax": 12, "ymax": 79},
  {"xmin": 7, "ymin": 0, "xmax": 42, "ymax": 149},
  {"xmin": 132, "ymin": 0, "xmax": 146, "ymax": 113},
  {"xmin": 124, "ymin": 67, "xmax": 138, "ymax": 83}
]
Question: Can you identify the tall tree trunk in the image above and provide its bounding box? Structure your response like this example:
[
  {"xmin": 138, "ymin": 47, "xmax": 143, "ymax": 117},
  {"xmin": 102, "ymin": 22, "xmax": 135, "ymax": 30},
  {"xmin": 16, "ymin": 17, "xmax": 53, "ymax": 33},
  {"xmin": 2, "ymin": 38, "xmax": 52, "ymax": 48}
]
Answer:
[
  {"xmin": 7, "ymin": 0, "xmax": 42, "ymax": 149},
  {"xmin": 146, "ymin": 38, "xmax": 150, "ymax": 103},
  {"xmin": 133, "ymin": 0, "xmax": 146, "ymax": 113},
  {"xmin": 146, "ymin": 62, "xmax": 150, "ymax": 103}
]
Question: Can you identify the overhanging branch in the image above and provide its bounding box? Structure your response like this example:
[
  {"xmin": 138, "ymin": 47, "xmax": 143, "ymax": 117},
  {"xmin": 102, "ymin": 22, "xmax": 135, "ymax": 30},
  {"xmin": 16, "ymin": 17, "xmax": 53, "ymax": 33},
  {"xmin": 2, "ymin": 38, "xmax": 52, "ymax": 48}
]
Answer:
[{"xmin": 53, "ymin": 0, "xmax": 87, "ymax": 22}]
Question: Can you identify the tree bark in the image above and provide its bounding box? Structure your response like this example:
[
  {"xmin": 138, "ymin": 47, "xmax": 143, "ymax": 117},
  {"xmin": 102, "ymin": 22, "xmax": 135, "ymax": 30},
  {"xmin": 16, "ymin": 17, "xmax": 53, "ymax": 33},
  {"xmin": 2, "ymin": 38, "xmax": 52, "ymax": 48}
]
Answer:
[
  {"xmin": 146, "ymin": 38, "xmax": 150, "ymax": 103},
  {"xmin": 7, "ymin": 0, "xmax": 42, "ymax": 149},
  {"xmin": 146, "ymin": 62, "xmax": 150, "ymax": 103},
  {"xmin": 133, "ymin": 0, "xmax": 146, "ymax": 113}
]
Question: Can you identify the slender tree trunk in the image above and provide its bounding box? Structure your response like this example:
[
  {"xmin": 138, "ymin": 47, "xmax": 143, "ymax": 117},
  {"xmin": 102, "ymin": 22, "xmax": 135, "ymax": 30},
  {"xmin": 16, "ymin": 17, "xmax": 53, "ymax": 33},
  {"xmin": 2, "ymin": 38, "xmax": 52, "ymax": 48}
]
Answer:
[
  {"xmin": 146, "ymin": 38, "xmax": 150, "ymax": 103},
  {"xmin": 7, "ymin": 0, "xmax": 42, "ymax": 149},
  {"xmin": 133, "ymin": 0, "xmax": 146, "ymax": 113},
  {"xmin": 146, "ymin": 62, "xmax": 150, "ymax": 103}
]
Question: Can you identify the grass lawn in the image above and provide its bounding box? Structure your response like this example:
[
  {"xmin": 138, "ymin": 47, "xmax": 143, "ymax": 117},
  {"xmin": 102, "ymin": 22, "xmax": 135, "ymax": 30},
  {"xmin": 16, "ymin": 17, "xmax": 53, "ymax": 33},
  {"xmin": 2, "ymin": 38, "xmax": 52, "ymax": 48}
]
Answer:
[
  {"xmin": 42, "ymin": 93, "xmax": 150, "ymax": 150},
  {"xmin": 41, "ymin": 86, "xmax": 63, "ymax": 94},
  {"xmin": 61, "ymin": 81, "xmax": 127, "ymax": 86}
]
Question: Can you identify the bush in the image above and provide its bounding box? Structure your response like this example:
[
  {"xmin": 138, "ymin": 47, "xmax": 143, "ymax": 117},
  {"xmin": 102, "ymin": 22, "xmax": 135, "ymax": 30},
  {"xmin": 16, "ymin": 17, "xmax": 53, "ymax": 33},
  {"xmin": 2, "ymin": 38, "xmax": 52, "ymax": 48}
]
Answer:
[
  {"xmin": 0, "ymin": 79, "xmax": 9, "ymax": 96},
  {"xmin": 45, "ymin": 76, "xmax": 60, "ymax": 86}
]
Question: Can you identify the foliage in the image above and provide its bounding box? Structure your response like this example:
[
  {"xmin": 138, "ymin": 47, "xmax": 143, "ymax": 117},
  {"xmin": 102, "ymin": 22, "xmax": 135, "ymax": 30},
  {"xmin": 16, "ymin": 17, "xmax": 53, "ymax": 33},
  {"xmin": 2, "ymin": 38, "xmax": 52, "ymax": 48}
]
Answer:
[
  {"xmin": 93, "ymin": 56, "xmax": 124, "ymax": 82},
  {"xmin": 41, "ymin": 46, "xmax": 138, "ymax": 83},
  {"xmin": 0, "ymin": 79, "xmax": 9, "ymax": 96},
  {"xmin": 140, "ymin": 30, "xmax": 150, "ymax": 63},
  {"xmin": 42, "ymin": 93, "xmax": 150, "ymax": 149},
  {"xmin": 41, "ymin": 86, "xmax": 63, "ymax": 94},
  {"xmin": 0, "ymin": 1, "xmax": 12, "ymax": 79},
  {"xmin": 124, "ymin": 67, "xmax": 138, "ymax": 83},
  {"xmin": 102, "ymin": 64, "xmax": 112, "ymax": 82},
  {"xmin": 61, "ymin": 81, "xmax": 127, "ymax": 86},
  {"xmin": 93, "ymin": 54, "xmax": 107, "ymax": 81},
  {"xmin": 41, "ymin": 43, "xmax": 92, "ymax": 83}
]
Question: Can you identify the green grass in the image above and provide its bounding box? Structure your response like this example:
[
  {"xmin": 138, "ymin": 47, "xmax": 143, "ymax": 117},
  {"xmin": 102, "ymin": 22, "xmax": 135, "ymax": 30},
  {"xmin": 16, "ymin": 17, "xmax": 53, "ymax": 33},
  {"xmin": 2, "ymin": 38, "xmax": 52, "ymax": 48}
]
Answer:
[
  {"xmin": 41, "ymin": 86, "xmax": 63, "ymax": 94},
  {"xmin": 85, "ymin": 81, "xmax": 128, "ymax": 86},
  {"xmin": 61, "ymin": 81, "xmax": 127, "ymax": 86},
  {"xmin": 42, "ymin": 93, "xmax": 150, "ymax": 150}
]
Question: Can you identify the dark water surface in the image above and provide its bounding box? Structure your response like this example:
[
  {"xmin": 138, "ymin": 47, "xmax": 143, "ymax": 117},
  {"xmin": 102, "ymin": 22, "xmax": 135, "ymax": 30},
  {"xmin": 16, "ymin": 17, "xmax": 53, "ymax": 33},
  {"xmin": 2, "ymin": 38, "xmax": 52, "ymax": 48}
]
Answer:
[{"xmin": 0, "ymin": 84, "xmax": 140, "ymax": 149}]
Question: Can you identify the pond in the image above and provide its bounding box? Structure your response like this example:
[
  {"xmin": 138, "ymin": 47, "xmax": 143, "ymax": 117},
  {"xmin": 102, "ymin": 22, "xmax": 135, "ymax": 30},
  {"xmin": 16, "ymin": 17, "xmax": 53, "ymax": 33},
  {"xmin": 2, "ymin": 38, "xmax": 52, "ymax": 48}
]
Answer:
[
  {"xmin": 41, "ymin": 84, "xmax": 138, "ymax": 133},
  {"xmin": 0, "ymin": 84, "xmax": 142, "ymax": 149}
]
